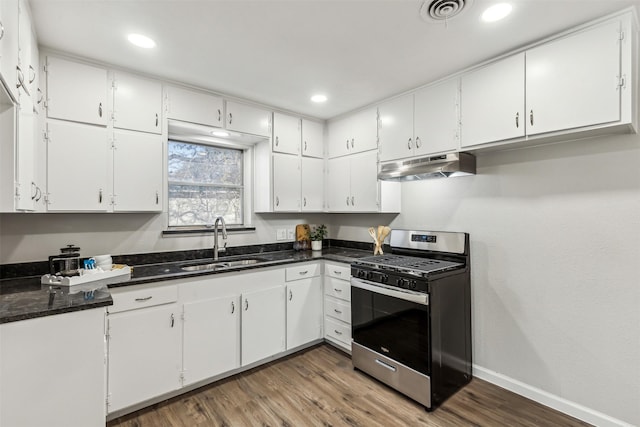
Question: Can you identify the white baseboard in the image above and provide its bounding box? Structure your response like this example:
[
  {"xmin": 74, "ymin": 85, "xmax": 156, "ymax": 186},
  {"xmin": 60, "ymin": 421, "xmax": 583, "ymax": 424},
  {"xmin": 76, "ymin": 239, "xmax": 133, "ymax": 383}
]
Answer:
[{"xmin": 472, "ymin": 364, "xmax": 634, "ymax": 427}]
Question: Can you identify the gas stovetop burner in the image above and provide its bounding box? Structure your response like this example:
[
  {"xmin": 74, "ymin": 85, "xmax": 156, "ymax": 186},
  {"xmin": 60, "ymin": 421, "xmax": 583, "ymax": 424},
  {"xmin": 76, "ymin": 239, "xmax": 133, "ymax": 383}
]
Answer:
[{"xmin": 354, "ymin": 254, "xmax": 463, "ymax": 276}]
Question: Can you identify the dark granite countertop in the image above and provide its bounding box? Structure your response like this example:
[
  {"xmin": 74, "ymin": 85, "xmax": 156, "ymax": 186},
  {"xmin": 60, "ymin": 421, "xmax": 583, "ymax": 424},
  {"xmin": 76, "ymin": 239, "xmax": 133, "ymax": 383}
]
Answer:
[{"xmin": 0, "ymin": 246, "xmax": 371, "ymax": 324}]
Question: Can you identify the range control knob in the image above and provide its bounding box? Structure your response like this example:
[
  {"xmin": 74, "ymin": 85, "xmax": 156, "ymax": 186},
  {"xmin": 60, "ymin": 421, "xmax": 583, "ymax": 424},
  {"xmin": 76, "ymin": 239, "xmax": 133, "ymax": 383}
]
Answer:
[
  {"xmin": 381, "ymin": 274, "xmax": 389, "ymax": 283},
  {"xmin": 357, "ymin": 270, "xmax": 366, "ymax": 278},
  {"xmin": 409, "ymin": 280, "xmax": 417, "ymax": 289},
  {"xmin": 396, "ymin": 278, "xmax": 409, "ymax": 288}
]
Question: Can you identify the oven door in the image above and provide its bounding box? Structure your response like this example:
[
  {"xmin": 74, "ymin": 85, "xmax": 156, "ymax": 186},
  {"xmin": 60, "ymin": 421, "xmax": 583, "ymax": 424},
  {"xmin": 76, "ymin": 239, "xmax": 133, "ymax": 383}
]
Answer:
[{"xmin": 351, "ymin": 277, "xmax": 430, "ymax": 376}]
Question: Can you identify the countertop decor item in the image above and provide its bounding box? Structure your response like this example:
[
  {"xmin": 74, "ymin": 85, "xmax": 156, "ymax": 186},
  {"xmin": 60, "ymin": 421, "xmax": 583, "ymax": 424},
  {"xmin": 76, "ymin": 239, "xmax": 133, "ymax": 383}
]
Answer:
[
  {"xmin": 369, "ymin": 225, "xmax": 391, "ymax": 255},
  {"xmin": 309, "ymin": 224, "xmax": 327, "ymax": 251}
]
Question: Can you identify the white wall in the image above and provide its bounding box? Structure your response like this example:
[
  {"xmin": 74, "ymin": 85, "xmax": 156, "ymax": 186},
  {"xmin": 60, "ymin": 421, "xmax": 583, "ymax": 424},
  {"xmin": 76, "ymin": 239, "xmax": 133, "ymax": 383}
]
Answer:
[{"xmin": 333, "ymin": 133, "xmax": 640, "ymax": 426}]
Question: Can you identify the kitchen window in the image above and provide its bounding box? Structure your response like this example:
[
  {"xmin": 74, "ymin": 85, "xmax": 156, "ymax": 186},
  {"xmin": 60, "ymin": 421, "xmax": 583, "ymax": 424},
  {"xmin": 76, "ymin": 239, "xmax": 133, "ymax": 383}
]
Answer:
[{"xmin": 167, "ymin": 140, "xmax": 245, "ymax": 228}]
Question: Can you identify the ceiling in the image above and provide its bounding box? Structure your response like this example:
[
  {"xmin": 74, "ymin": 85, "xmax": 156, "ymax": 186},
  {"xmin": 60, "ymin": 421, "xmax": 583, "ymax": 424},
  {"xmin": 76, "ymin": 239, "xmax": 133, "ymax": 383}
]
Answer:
[{"xmin": 29, "ymin": 0, "xmax": 640, "ymax": 120}]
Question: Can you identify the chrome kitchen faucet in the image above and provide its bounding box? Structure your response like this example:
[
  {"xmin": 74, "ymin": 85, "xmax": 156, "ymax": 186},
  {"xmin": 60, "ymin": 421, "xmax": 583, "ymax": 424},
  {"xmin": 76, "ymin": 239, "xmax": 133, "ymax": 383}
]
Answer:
[{"xmin": 213, "ymin": 216, "xmax": 228, "ymax": 260}]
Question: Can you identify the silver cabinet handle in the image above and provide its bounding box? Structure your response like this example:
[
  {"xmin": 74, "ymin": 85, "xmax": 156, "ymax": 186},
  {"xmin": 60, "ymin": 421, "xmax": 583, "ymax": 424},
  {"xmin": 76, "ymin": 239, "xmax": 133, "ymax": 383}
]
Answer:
[
  {"xmin": 351, "ymin": 138, "xmax": 354, "ymax": 148},
  {"xmin": 289, "ymin": 290, "xmax": 293, "ymax": 301},
  {"xmin": 231, "ymin": 301, "xmax": 235, "ymax": 314},
  {"xmin": 135, "ymin": 296, "xmax": 152, "ymax": 302},
  {"xmin": 31, "ymin": 182, "xmax": 37, "ymax": 200},
  {"xmin": 0, "ymin": 21, "xmax": 4, "ymax": 41},
  {"xmin": 298, "ymin": 270, "xmax": 308, "ymax": 275},
  {"xmin": 37, "ymin": 88, "xmax": 43, "ymax": 105},
  {"xmin": 530, "ymin": 110, "xmax": 534, "ymax": 126},
  {"xmin": 34, "ymin": 186, "xmax": 42, "ymax": 202},
  {"xmin": 98, "ymin": 102, "xmax": 103, "ymax": 118},
  {"xmin": 303, "ymin": 197, "xmax": 307, "ymax": 207},
  {"xmin": 351, "ymin": 196, "xmax": 354, "ymax": 206},
  {"xmin": 375, "ymin": 359, "xmax": 397, "ymax": 372},
  {"xmin": 28, "ymin": 65, "xmax": 35, "ymax": 84},
  {"xmin": 346, "ymin": 196, "xmax": 350, "ymax": 206},
  {"xmin": 275, "ymin": 136, "xmax": 279, "ymax": 146},
  {"xmin": 217, "ymin": 109, "xmax": 221, "ymax": 122},
  {"xmin": 304, "ymin": 140, "xmax": 307, "ymax": 151},
  {"xmin": 155, "ymin": 191, "xmax": 159, "ymax": 204},
  {"xmin": 334, "ymin": 329, "xmax": 343, "ymax": 335},
  {"xmin": 228, "ymin": 112, "xmax": 233, "ymax": 124},
  {"xmin": 515, "ymin": 112, "xmax": 519, "ymax": 128},
  {"xmin": 333, "ymin": 270, "xmax": 342, "ymax": 275},
  {"xmin": 16, "ymin": 65, "xmax": 24, "ymax": 89},
  {"xmin": 275, "ymin": 196, "xmax": 279, "ymax": 206},
  {"xmin": 155, "ymin": 113, "xmax": 158, "ymax": 127},
  {"xmin": 334, "ymin": 287, "xmax": 342, "ymax": 292},
  {"xmin": 170, "ymin": 313, "xmax": 175, "ymax": 328},
  {"xmin": 334, "ymin": 308, "xmax": 342, "ymax": 314},
  {"xmin": 415, "ymin": 136, "xmax": 421, "ymax": 148},
  {"xmin": 407, "ymin": 138, "xmax": 412, "ymax": 150},
  {"xmin": 99, "ymin": 189, "xmax": 103, "ymax": 204},
  {"xmin": 244, "ymin": 299, "xmax": 248, "ymax": 311},
  {"xmin": 345, "ymin": 139, "xmax": 349, "ymax": 150}
]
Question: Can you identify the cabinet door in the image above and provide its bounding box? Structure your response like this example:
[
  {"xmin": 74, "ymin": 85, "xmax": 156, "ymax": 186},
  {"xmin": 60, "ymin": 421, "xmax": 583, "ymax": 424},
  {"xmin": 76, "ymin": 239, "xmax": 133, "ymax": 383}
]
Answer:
[
  {"xmin": 273, "ymin": 153, "xmax": 301, "ymax": 212},
  {"xmin": 113, "ymin": 129, "xmax": 163, "ymax": 212},
  {"xmin": 302, "ymin": 119, "xmax": 324, "ymax": 158},
  {"xmin": 183, "ymin": 295, "xmax": 240, "ymax": 386},
  {"xmin": 327, "ymin": 115, "xmax": 350, "ymax": 158},
  {"xmin": 526, "ymin": 20, "xmax": 622, "ymax": 136},
  {"xmin": 0, "ymin": 0, "xmax": 20, "ymax": 102},
  {"xmin": 166, "ymin": 85, "xmax": 223, "ymax": 127},
  {"xmin": 226, "ymin": 101, "xmax": 272, "ymax": 137},
  {"xmin": 301, "ymin": 156, "xmax": 324, "ymax": 212},
  {"xmin": 378, "ymin": 93, "xmax": 414, "ymax": 162},
  {"xmin": 350, "ymin": 107, "xmax": 379, "ymax": 154},
  {"xmin": 15, "ymin": 102, "xmax": 34, "ymax": 210},
  {"xmin": 107, "ymin": 304, "xmax": 181, "ymax": 413},
  {"xmin": 286, "ymin": 277, "xmax": 323, "ymax": 350},
  {"xmin": 113, "ymin": 72, "xmax": 162, "ymax": 134},
  {"xmin": 414, "ymin": 79, "xmax": 459, "ymax": 155},
  {"xmin": 241, "ymin": 286, "xmax": 286, "ymax": 366},
  {"xmin": 17, "ymin": 0, "xmax": 31, "ymax": 100},
  {"xmin": 45, "ymin": 56, "xmax": 108, "ymax": 126},
  {"xmin": 272, "ymin": 112, "xmax": 300, "ymax": 155},
  {"xmin": 327, "ymin": 156, "xmax": 351, "ymax": 212},
  {"xmin": 46, "ymin": 120, "xmax": 109, "ymax": 211},
  {"xmin": 350, "ymin": 150, "xmax": 379, "ymax": 212},
  {"xmin": 0, "ymin": 309, "xmax": 106, "ymax": 427},
  {"xmin": 461, "ymin": 53, "xmax": 525, "ymax": 147}
]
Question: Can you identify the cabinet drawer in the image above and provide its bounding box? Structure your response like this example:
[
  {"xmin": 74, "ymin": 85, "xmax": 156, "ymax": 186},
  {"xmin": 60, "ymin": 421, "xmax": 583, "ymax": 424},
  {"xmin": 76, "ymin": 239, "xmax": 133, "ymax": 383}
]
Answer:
[
  {"xmin": 324, "ymin": 262, "xmax": 350, "ymax": 280},
  {"xmin": 109, "ymin": 285, "xmax": 178, "ymax": 313},
  {"xmin": 324, "ymin": 277, "xmax": 351, "ymax": 302},
  {"xmin": 285, "ymin": 263, "xmax": 321, "ymax": 281},
  {"xmin": 324, "ymin": 317, "xmax": 351, "ymax": 346},
  {"xmin": 324, "ymin": 297, "xmax": 351, "ymax": 323}
]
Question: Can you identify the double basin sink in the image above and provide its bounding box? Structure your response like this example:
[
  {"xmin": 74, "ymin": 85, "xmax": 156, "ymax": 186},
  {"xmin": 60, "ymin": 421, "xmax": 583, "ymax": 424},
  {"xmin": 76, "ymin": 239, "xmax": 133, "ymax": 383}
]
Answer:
[{"xmin": 180, "ymin": 258, "xmax": 266, "ymax": 272}]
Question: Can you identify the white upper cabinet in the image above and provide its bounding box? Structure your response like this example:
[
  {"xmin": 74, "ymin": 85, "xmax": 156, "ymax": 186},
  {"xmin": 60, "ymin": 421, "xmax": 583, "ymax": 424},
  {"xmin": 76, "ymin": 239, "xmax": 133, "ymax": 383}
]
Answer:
[
  {"xmin": 526, "ymin": 19, "xmax": 623, "ymax": 136},
  {"xmin": 460, "ymin": 53, "xmax": 525, "ymax": 147},
  {"xmin": 45, "ymin": 56, "xmax": 109, "ymax": 126},
  {"xmin": 0, "ymin": 0, "xmax": 20, "ymax": 102},
  {"xmin": 165, "ymin": 85, "xmax": 223, "ymax": 127},
  {"xmin": 327, "ymin": 107, "xmax": 377, "ymax": 158},
  {"xmin": 379, "ymin": 79, "xmax": 459, "ymax": 161},
  {"xmin": 112, "ymin": 129, "xmax": 163, "ymax": 212},
  {"xmin": 17, "ymin": 0, "xmax": 31, "ymax": 100},
  {"xmin": 272, "ymin": 112, "xmax": 300, "ymax": 155},
  {"xmin": 113, "ymin": 72, "xmax": 162, "ymax": 134},
  {"xmin": 226, "ymin": 100, "xmax": 272, "ymax": 137},
  {"xmin": 302, "ymin": 119, "xmax": 324, "ymax": 158},
  {"xmin": 301, "ymin": 156, "xmax": 324, "ymax": 211},
  {"xmin": 272, "ymin": 153, "xmax": 301, "ymax": 212},
  {"xmin": 45, "ymin": 120, "xmax": 109, "ymax": 211}
]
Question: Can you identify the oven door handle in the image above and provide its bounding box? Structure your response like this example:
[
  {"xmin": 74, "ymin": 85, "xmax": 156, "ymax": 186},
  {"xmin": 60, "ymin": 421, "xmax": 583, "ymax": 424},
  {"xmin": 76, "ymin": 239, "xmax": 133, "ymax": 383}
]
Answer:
[{"xmin": 350, "ymin": 278, "xmax": 429, "ymax": 306}]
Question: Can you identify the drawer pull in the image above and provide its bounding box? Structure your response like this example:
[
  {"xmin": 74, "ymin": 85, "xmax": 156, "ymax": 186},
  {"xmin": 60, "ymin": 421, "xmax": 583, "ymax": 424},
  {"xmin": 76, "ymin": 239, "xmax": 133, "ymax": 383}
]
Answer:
[
  {"xmin": 334, "ymin": 288, "xmax": 342, "ymax": 293},
  {"xmin": 375, "ymin": 359, "xmax": 397, "ymax": 372},
  {"xmin": 134, "ymin": 296, "xmax": 153, "ymax": 302},
  {"xmin": 298, "ymin": 270, "xmax": 308, "ymax": 275},
  {"xmin": 333, "ymin": 270, "xmax": 342, "ymax": 275},
  {"xmin": 334, "ymin": 329, "xmax": 343, "ymax": 335},
  {"xmin": 170, "ymin": 313, "xmax": 175, "ymax": 328},
  {"xmin": 231, "ymin": 301, "xmax": 235, "ymax": 314},
  {"xmin": 334, "ymin": 309, "xmax": 342, "ymax": 314}
]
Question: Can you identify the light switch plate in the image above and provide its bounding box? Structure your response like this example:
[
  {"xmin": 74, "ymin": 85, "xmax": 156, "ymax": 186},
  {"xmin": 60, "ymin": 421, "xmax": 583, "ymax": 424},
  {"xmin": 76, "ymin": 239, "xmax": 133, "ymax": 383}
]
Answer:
[
  {"xmin": 287, "ymin": 229, "xmax": 294, "ymax": 240},
  {"xmin": 276, "ymin": 229, "xmax": 287, "ymax": 241}
]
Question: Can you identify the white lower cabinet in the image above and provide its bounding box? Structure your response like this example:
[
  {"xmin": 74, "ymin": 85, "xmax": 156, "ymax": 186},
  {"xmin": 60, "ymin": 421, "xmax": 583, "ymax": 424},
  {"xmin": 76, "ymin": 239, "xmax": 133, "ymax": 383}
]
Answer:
[
  {"xmin": 323, "ymin": 262, "xmax": 352, "ymax": 352},
  {"xmin": 241, "ymin": 285, "xmax": 286, "ymax": 366},
  {"xmin": 0, "ymin": 308, "xmax": 106, "ymax": 427},
  {"xmin": 286, "ymin": 263, "xmax": 323, "ymax": 350},
  {"xmin": 182, "ymin": 294, "xmax": 240, "ymax": 386},
  {"xmin": 107, "ymin": 285, "xmax": 181, "ymax": 413}
]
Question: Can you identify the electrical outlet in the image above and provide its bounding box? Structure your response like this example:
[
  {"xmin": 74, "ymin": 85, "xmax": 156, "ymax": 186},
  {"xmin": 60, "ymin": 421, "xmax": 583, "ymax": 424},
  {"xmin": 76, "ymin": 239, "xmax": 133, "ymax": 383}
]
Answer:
[
  {"xmin": 287, "ymin": 229, "xmax": 295, "ymax": 240},
  {"xmin": 276, "ymin": 229, "xmax": 287, "ymax": 241}
]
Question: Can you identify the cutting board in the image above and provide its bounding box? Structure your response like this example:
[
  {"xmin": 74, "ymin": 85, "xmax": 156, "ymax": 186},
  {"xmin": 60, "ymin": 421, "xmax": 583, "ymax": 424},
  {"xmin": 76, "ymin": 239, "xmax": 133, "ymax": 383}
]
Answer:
[{"xmin": 295, "ymin": 224, "xmax": 310, "ymax": 241}]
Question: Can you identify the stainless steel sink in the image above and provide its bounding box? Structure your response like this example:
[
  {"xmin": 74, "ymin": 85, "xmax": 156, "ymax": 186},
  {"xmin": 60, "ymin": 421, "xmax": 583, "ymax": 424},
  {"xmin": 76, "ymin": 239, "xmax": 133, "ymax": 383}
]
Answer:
[{"xmin": 180, "ymin": 258, "xmax": 264, "ymax": 272}]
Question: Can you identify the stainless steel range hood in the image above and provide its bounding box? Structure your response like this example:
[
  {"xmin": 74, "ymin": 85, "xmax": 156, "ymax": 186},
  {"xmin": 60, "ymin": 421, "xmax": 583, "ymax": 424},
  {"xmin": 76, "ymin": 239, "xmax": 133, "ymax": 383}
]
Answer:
[{"xmin": 378, "ymin": 152, "xmax": 476, "ymax": 181}]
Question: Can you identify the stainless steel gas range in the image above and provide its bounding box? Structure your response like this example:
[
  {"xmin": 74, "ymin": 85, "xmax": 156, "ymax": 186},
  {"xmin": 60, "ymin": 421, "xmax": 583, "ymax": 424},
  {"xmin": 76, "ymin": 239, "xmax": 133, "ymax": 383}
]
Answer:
[{"xmin": 350, "ymin": 229, "xmax": 472, "ymax": 410}]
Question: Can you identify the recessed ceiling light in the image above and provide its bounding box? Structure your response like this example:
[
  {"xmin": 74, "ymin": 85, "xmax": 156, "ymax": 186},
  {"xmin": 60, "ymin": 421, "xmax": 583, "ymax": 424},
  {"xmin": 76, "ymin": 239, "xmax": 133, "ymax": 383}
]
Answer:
[
  {"xmin": 311, "ymin": 94, "xmax": 327, "ymax": 103},
  {"xmin": 127, "ymin": 33, "xmax": 156, "ymax": 49},
  {"xmin": 212, "ymin": 131, "xmax": 230, "ymax": 137},
  {"xmin": 481, "ymin": 3, "xmax": 512, "ymax": 22}
]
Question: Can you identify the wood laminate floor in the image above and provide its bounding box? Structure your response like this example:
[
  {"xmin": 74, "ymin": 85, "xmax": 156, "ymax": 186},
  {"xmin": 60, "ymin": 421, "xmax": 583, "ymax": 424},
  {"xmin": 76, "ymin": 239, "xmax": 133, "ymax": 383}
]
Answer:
[{"xmin": 107, "ymin": 344, "xmax": 590, "ymax": 427}]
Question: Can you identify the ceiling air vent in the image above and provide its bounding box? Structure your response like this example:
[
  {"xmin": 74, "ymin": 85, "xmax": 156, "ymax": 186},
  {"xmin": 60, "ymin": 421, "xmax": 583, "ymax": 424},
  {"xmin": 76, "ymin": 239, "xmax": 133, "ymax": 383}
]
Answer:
[{"xmin": 420, "ymin": 0, "xmax": 473, "ymax": 23}]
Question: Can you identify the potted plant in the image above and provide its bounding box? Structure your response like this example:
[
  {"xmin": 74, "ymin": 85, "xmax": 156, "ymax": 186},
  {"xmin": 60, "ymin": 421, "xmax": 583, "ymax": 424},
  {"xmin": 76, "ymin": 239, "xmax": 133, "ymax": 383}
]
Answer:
[{"xmin": 309, "ymin": 224, "xmax": 327, "ymax": 251}]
